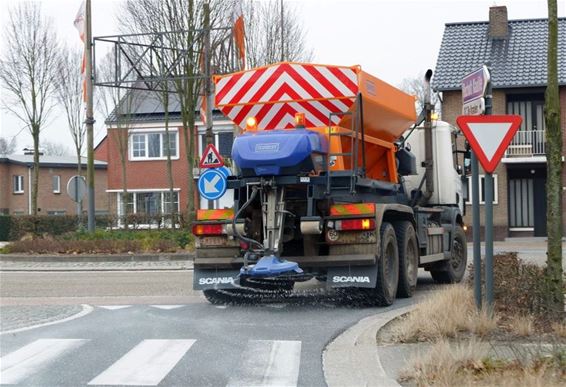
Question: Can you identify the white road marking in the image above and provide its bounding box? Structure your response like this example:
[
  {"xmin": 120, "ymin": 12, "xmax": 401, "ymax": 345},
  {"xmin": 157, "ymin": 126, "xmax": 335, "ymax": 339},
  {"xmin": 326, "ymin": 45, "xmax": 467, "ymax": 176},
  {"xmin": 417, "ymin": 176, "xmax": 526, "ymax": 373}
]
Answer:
[
  {"xmin": 97, "ymin": 305, "xmax": 132, "ymax": 310},
  {"xmin": 149, "ymin": 305, "xmax": 185, "ymax": 310},
  {"xmin": 0, "ymin": 339, "xmax": 88, "ymax": 384},
  {"xmin": 0, "ymin": 304, "xmax": 93, "ymax": 336},
  {"xmin": 227, "ymin": 340, "xmax": 301, "ymax": 387},
  {"xmin": 88, "ymin": 339, "xmax": 195, "ymax": 386}
]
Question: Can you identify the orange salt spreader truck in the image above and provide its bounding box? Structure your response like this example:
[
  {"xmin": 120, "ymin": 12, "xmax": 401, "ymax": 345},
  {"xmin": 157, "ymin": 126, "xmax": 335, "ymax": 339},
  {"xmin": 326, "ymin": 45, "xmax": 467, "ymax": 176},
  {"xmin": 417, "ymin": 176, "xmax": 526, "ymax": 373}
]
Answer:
[{"xmin": 192, "ymin": 63, "xmax": 468, "ymax": 305}]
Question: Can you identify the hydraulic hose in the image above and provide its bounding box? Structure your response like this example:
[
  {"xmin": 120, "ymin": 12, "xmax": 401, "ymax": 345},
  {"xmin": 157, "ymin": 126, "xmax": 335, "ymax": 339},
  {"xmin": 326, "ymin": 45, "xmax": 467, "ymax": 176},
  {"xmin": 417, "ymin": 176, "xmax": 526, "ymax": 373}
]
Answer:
[{"xmin": 232, "ymin": 186, "xmax": 263, "ymax": 250}]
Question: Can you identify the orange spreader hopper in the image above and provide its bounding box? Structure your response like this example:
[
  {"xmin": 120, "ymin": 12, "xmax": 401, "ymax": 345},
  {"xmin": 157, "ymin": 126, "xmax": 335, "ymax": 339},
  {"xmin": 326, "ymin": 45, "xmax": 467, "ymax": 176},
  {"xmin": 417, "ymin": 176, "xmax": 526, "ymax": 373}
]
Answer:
[{"xmin": 214, "ymin": 62, "xmax": 416, "ymax": 183}]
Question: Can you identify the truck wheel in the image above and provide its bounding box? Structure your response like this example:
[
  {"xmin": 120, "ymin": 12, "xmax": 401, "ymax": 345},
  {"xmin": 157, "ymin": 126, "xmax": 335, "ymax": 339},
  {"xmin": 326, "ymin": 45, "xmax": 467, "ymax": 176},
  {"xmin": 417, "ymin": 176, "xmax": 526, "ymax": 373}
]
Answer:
[
  {"xmin": 393, "ymin": 221, "xmax": 418, "ymax": 298},
  {"xmin": 371, "ymin": 222, "xmax": 399, "ymax": 306},
  {"xmin": 430, "ymin": 225, "xmax": 467, "ymax": 284}
]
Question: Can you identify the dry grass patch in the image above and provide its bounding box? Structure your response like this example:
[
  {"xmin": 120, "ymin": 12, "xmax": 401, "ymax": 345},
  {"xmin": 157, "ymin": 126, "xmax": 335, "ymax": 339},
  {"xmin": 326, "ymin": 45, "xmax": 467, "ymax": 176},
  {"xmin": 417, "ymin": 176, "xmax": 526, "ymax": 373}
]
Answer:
[
  {"xmin": 393, "ymin": 285, "xmax": 497, "ymax": 342},
  {"xmin": 509, "ymin": 315, "xmax": 534, "ymax": 337},
  {"xmin": 399, "ymin": 338, "xmax": 488, "ymax": 386},
  {"xmin": 551, "ymin": 322, "xmax": 566, "ymax": 338},
  {"xmin": 400, "ymin": 340, "xmax": 566, "ymax": 387}
]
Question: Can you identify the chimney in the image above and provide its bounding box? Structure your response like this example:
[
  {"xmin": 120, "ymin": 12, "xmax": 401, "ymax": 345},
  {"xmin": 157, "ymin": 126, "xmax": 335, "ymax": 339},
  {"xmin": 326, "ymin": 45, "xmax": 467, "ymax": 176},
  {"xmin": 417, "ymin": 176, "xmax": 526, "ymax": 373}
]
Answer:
[{"xmin": 489, "ymin": 5, "xmax": 508, "ymax": 39}]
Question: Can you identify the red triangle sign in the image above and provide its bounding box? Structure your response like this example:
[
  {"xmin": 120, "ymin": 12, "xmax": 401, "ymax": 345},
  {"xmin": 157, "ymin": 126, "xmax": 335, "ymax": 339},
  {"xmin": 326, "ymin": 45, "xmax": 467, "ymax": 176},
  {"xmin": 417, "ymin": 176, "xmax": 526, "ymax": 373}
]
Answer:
[
  {"xmin": 456, "ymin": 115, "xmax": 522, "ymax": 173},
  {"xmin": 199, "ymin": 143, "xmax": 224, "ymax": 168}
]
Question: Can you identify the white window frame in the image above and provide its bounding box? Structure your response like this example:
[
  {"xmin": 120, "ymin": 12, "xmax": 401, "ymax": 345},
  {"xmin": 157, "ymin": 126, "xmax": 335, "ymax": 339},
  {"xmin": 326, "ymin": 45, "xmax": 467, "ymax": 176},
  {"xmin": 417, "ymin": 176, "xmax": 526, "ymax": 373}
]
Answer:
[
  {"xmin": 13, "ymin": 175, "xmax": 24, "ymax": 194},
  {"xmin": 116, "ymin": 190, "xmax": 181, "ymax": 228},
  {"xmin": 465, "ymin": 174, "xmax": 499, "ymax": 205},
  {"xmin": 52, "ymin": 175, "xmax": 61, "ymax": 194},
  {"xmin": 129, "ymin": 129, "xmax": 179, "ymax": 161}
]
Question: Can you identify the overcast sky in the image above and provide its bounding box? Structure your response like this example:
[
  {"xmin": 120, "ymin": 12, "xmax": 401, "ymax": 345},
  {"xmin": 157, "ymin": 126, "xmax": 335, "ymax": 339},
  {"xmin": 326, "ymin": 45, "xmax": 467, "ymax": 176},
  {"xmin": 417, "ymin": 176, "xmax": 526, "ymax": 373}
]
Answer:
[{"xmin": 0, "ymin": 0, "xmax": 563, "ymax": 154}]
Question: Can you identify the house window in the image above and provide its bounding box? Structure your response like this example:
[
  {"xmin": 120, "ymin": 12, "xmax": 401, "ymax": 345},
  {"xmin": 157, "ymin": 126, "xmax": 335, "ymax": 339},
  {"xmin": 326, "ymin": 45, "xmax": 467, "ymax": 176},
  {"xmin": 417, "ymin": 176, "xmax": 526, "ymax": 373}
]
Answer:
[
  {"xmin": 130, "ymin": 131, "xmax": 178, "ymax": 160},
  {"xmin": 13, "ymin": 175, "xmax": 24, "ymax": 194},
  {"xmin": 52, "ymin": 175, "xmax": 61, "ymax": 194},
  {"xmin": 117, "ymin": 191, "xmax": 180, "ymax": 226},
  {"xmin": 199, "ymin": 132, "xmax": 235, "ymax": 159},
  {"xmin": 218, "ymin": 132, "xmax": 234, "ymax": 157},
  {"xmin": 506, "ymin": 94, "xmax": 546, "ymax": 156},
  {"xmin": 47, "ymin": 210, "xmax": 66, "ymax": 216},
  {"xmin": 465, "ymin": 174, "xmax": 498, "ymax": 205}
]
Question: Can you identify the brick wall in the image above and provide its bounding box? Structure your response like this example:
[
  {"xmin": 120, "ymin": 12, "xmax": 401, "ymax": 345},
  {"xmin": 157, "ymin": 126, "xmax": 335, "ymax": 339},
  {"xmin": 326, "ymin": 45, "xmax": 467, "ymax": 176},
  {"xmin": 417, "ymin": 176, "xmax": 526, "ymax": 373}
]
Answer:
[
  {"xmin": 0, "ymin": 162, "xmax": 108, "ymax": 215},
  {"xmin": 105, "ymin": 125, "xmax": 198, "ymax": 214}
]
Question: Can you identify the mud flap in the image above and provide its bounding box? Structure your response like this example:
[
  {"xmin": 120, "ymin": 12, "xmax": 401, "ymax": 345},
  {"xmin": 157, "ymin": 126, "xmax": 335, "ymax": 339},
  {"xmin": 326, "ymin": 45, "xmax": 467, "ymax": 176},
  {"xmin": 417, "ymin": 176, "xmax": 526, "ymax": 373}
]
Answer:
[
  {"xmin": 193, "ymin": 269, "xmax": 241, "ymax": 290},
  {"xmin": 326, "ymin": 265, "xmax": 378, "ymax": 289}
]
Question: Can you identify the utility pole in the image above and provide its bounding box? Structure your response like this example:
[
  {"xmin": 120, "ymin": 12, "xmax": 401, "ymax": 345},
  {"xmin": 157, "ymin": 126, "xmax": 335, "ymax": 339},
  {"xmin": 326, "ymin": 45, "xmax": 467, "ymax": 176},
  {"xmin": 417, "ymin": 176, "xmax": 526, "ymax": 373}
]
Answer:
[
  {"xmin": 204, "ymin": 2, "xmax": 213, "ymax": 146},
  {"xmin": 85, "ymin": 0, "xmax": 95, "ymax": 232}
]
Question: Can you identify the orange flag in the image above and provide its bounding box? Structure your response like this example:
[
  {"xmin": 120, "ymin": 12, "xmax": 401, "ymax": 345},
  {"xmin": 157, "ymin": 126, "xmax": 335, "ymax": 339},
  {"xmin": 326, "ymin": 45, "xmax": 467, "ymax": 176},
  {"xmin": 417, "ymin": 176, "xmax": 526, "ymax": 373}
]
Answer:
[
  {"xmin": 232, "ymin": 3, "xmax": 245, "ymax": 70},
  {"xmin": 73, "ymin": 1, "xmax": 87, "ymax": 102}
]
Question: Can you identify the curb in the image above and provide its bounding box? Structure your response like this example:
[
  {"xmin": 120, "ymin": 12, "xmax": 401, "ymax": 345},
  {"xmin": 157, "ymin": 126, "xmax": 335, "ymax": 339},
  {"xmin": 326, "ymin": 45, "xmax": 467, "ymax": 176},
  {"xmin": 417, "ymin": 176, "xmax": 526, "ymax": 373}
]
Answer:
[
  {"xmin": 323, "ymin": 305, "xmax": 414, "ymax": 387},
  {"xmin": 0, "ymin": 252, "xmax": 194, "ymax": 263}
]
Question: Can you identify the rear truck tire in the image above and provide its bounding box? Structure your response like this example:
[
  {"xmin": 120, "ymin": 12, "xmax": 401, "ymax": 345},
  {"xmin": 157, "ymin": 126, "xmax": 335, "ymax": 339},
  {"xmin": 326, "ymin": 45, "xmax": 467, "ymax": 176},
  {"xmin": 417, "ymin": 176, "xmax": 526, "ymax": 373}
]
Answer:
[
  {"xmin": 374, "ymin": 222, "xmax": 400, "ymax": 306},
  {"xmin": 393, "ymin": 221, "xmax": 418, "ymax": 298},
  {"xmin": 430, "ymin": 225, "xmax": 467, "ymax": 284}
]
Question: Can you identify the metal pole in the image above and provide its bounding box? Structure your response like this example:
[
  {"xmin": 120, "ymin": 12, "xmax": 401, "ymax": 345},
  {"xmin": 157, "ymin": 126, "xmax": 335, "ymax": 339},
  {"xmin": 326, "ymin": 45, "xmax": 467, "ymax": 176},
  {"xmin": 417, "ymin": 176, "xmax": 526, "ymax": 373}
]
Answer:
[
  {"xmin": 471, "ymin": 152, "xmax": 482, "ymax": 310},
  {"xmin": 85, "ymin": 0, "xmax": 95, "ymax": 232},
  {"xmin": 204, "ymin": 2, "xmax": 213, "ymax": 146},
  {"xmin": 485, "ymin": 173, "xmax": 494, "ymax": 314},
  {"xmin": 484, "ymin": 67, "xmax": 493, "ymax": 315}
]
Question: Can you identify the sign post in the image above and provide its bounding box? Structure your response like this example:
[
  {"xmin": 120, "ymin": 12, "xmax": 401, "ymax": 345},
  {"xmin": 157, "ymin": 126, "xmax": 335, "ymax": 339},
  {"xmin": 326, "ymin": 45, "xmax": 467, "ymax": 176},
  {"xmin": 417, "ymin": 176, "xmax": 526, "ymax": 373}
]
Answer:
[
  {"xmin": 456, "ymin": 114, "xmax": 522, "ymax": 314},
  {"xmin": 462, "ymin": 66, "xmax": 490, "ymax": 310}
]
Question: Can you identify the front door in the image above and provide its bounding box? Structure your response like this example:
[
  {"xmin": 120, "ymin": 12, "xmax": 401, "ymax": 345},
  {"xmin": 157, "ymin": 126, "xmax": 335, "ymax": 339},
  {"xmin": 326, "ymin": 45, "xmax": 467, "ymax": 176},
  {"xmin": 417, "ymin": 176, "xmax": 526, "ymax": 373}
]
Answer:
[{"xmin": 508, "ymin": 166, "xmax": 546, "ymax": 236}]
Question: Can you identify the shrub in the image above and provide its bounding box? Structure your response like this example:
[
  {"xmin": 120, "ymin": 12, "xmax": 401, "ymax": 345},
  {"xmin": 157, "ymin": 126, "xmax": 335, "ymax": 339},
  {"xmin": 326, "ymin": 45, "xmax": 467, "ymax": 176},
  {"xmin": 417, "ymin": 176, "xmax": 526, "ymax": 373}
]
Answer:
[{"xmin": 0, "ymin": 216, "xmax": 11, "ymax": 241}]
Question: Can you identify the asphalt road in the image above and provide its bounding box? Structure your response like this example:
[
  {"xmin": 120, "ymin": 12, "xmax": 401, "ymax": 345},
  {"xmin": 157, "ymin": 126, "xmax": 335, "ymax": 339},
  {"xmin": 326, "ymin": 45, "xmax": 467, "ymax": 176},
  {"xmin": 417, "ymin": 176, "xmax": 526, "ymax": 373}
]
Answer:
[{"xmin": 0, "ymin": 269, "xmax": 435, "ymax": 386}]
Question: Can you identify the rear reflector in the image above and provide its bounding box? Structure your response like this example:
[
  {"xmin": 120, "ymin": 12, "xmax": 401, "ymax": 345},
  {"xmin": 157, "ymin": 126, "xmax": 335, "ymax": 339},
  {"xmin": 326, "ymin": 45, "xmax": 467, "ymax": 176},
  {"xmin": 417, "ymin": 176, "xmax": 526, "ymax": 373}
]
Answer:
[
  {"xmin": 334, "ymin": 218, "xmax": 375, "ymax": 231},
  {"xmin": 192, "ymin": 223, "xmax": 224, "ymax": 236}
]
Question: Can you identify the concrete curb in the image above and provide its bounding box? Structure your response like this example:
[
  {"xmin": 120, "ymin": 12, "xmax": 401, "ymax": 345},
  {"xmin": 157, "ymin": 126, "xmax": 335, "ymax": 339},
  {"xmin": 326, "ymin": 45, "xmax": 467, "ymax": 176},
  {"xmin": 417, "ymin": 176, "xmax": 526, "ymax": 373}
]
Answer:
[
  {"xmin": 0, "ymin": 252, "xmax": 194, "ymax": 263},
  {"xmin": 323, "ymin": 305, "xmax": 414, "ymax": 387}
]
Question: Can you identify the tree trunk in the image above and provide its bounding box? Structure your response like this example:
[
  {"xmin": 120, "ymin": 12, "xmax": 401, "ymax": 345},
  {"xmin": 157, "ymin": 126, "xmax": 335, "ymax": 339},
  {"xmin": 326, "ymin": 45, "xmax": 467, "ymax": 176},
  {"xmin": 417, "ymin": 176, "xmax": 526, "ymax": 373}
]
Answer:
[
  {"xmin": 182, "ymin": 119, "xmax": 196, "ymax": 227},
  {"xmin": 76, "ymin": 146, "xmax": 83, "ymax": 224},
  {"xmin": 544, "ymin": 0, "xmax": 564, "ymax": 315},
  {"xmin": 32, "ymin": 126, "xmax": 40, "ymax": 216}
]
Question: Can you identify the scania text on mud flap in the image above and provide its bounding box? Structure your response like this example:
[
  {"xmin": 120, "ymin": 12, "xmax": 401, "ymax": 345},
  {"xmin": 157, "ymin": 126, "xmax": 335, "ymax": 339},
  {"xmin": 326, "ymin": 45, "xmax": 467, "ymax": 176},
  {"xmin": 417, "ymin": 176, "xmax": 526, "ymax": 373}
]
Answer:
[{"xmin": 193, "ymin": 63, "xmax": 468, "ymax": 306}]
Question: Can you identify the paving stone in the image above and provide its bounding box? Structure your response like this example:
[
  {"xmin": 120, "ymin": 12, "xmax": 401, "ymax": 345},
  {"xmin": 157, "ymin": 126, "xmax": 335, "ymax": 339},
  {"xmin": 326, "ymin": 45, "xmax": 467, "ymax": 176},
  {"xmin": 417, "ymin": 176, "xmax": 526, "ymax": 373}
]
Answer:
[{"xmin": 0, "ymin": 305, "xmax": 83, "ymax": 332}]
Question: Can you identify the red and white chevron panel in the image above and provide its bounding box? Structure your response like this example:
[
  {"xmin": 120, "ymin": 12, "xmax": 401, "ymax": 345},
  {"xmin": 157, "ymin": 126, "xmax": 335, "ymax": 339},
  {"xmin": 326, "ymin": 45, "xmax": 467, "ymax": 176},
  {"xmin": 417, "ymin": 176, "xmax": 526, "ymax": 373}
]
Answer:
[{"xmin": 214, "ymin": 63, "xmax": 359, "ymax": 130}]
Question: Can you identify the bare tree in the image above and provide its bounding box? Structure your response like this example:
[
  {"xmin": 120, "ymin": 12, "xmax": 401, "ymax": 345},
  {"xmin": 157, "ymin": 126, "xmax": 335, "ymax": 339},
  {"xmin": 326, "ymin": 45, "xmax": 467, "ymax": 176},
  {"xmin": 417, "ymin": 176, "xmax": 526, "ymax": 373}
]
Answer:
[
  {"xmin": 118, "ymin": 0, "xmax": 223, "ymax": 225},
  {"xmin": 41, "ymin": 141, "xmax": 71, "ymax": 156},
  {"xmin": 0, "ymin": 3, "xmax": 59, "ymax": 215},
  {"xmin": 400, "ymin": 73, "xmax": 441, "ymax": 117},
  {"xmin": 0, "ymin": 137, "xmax": 17, "ymax": 156},
  {"xmin": 55, "ymin": 46, "xmax": 86, "ymax": 179},
  {"xmin": 243, "ymin": 0, "xmax": 313, "ymax": 68},
  {"xmin": 97, "ymin": 53, "xmax": 142, "ymax": 228},
  {"xmin": 544, "ymin": 0, "xmax": 563, "ymax": 314}
]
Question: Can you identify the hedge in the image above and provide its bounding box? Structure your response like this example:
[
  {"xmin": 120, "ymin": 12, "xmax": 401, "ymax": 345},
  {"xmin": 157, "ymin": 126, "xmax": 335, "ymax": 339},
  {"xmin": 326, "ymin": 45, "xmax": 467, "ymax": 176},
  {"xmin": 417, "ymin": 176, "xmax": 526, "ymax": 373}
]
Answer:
[
  {"xmin": 0, "ymin": 216, "xmax": 11, "ymax": 241},
  {"xmin": 3, "ymin": 214, "xmax": 186, "ymax": 241}
]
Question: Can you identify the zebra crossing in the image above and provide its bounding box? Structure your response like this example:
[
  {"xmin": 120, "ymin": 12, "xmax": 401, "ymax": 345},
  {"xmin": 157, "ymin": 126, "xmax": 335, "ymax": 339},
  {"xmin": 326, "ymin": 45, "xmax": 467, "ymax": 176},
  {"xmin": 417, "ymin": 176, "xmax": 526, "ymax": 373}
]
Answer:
[{"xmin": 0, "ymin": 338, "xmax": 302, "ymax": 386}]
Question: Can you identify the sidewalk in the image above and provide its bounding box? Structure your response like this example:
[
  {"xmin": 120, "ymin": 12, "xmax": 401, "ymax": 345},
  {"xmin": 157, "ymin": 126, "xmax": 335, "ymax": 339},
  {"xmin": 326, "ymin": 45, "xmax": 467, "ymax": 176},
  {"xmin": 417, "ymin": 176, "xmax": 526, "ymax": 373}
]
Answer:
[{"xmin": 0, "ymin": 259, "xmax": 194, "ymax": 271}]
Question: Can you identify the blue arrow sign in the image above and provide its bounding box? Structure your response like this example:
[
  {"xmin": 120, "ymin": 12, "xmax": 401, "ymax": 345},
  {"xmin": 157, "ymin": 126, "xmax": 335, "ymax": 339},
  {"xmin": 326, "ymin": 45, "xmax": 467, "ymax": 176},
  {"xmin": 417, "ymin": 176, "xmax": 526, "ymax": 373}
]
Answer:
[{"xmin": 198, "ymin": 169, "xmax": 227, "ymax": 200}]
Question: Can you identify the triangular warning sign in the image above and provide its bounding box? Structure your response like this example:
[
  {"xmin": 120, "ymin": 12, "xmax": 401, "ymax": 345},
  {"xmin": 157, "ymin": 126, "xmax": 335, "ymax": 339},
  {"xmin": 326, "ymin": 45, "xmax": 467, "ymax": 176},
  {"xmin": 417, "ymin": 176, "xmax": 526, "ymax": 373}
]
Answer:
[
  {"xmin": 199, "ymin": 143, "xmax": 224, "ymax": 169},
  {"xmin": 456, "ymin": 115, "xmax": 522, "ymax": 173}
]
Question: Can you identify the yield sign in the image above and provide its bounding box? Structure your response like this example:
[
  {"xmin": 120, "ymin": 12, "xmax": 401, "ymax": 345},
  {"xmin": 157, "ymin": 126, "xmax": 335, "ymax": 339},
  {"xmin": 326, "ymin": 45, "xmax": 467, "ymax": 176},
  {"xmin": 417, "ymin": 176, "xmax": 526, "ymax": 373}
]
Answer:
[
  {"xmin": 456, "ymin": 115, "xmax": 522, "ymax": 173},
  {"xmin": 199, "ymin": 143, "xmax": 224, "ymax": 168}
]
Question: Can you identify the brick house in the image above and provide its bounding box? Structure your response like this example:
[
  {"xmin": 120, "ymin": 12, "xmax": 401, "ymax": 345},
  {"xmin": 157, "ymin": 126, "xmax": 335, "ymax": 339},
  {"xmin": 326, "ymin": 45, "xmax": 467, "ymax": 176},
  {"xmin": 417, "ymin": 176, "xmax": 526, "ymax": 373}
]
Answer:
[
  {"xmin": 433, "ymin": 6, "xmax": 566, "ymax": 239},
  {"xmin": 0, "ymin": 155, "xmax": 108, "ymax": 215},
  {"xmin": 96, "ymin": 90, "xmax": 236, "ymax": 222}
]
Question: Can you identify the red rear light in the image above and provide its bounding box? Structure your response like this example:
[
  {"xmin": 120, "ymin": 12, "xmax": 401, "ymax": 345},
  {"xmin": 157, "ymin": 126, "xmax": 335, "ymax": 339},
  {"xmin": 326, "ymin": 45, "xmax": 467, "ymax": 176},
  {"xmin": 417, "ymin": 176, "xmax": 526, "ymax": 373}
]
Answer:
[
  {"xmin": 334, "ymin": 218, "xmax": 375, "ymax": 231},
  {"xmin": 192, "ymin": 223, "xmax": 224, "ymax": 236}
]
